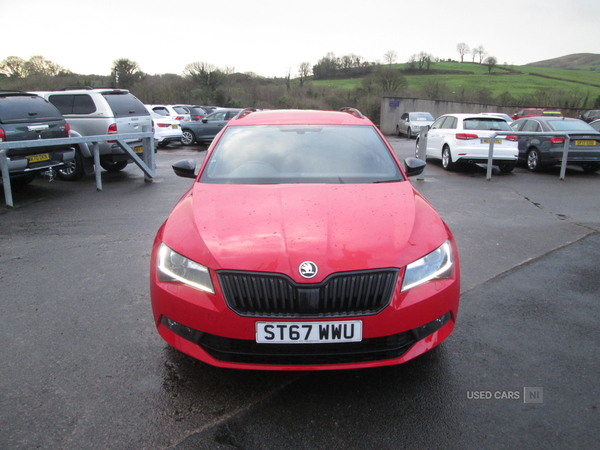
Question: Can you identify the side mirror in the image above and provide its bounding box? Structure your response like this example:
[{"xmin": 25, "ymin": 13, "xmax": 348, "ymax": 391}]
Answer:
[
  {"xmin": 172, "ymin": 159, "xmax": 197, "ymax": 178},
  {"xmin": 403, "ymin": 157, "xmax": 426, "ymax": 177},
  {"xmin": 202, "ymin": 118, "xmax": 208, "ymax": 123}
]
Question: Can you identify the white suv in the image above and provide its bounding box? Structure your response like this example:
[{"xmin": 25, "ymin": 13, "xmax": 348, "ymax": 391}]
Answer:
[
  {"xmin": 34, "ymin": 88, "xmax": 152, "ymax": 180},
  {"xmin": 416, "ymin": 113, "xmax": 518, "ymax": 173}
]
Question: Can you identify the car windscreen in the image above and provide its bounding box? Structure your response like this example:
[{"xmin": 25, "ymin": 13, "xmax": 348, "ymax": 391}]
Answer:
[
  {"xmin": 547, "ymin": 120, "xmax": 597, "ymax": 132},
  {"xmin": 0, "ymin": 95, "xmax": 63, "ymax": 123},
  {"xmin": 410, "ymin": 113, "xmax": 434, "ymax": 121},
  {"xmin": 463, "ymin": 118, "xmax": 512, "ymax": 131},
  {"xmin": 102, "ymin": 93, "xmax": 150, "ymax": 118},
  {"xmin": 199, "ymin": 125, "xmax": 404, "ymax": 184}
]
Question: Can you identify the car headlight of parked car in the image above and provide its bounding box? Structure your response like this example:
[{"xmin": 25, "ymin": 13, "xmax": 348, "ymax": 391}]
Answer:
[
  {"xmin": 401, "ymin": 240, "xmax": 454, "ymax": 291},
  {"xmin": 157, "ymin": 243, "xmax": 214, "ymax": 294}
]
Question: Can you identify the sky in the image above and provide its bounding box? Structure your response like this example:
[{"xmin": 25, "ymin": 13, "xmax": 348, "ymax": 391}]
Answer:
[{"xmin": 3, "ymin": 0, "xmax": 600, "ymax": 78}]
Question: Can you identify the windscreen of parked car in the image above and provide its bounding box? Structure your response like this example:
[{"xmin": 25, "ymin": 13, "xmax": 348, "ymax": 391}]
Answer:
[
  {"xmin": 410, "ymin": 113, "xmax": 434, "ymax": 121},
  {"xmin": 463, "ymin": 118, "xmax": 512, "ymax": 131},
  {"xmin": 547, "ymin": 120, "xmax": 598, "ymax": 132},
  {"xmin": 0, "ymin": 95, "xmax": 63, "ymax": 123},
  {"xmin": 200, "ymin": 125, "xmax": 404, "ymax": 184},
  {"xmin": 102, "ymin": 93, "xmax": 150, "ymax": 118}
]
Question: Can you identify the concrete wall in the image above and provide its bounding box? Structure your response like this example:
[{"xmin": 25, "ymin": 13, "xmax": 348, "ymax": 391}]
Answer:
[{"xmin": 380, "ymin": 97, "xmax": 518, "ymax": 135}]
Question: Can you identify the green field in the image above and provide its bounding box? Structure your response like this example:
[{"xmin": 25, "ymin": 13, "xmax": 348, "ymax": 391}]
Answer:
[{"xmin": 310, "ymin": 61, "xmax": 600, "ymax": 101}]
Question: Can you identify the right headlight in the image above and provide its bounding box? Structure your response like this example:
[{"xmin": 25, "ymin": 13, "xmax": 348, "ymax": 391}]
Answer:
[
  {"xmin": 157, "ymin": 243, "xmax": 215, "ymax": 294},
  {"xmin": 401, "ymin": 240, "xmax": 454, "ymax": 292}
]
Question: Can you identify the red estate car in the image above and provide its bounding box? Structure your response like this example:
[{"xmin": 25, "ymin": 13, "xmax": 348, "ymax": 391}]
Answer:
[
  {"xmin": 150, "ymin": 108, "xmax": 460, "ymax": 370},
  {"xmin": 511, "ymin": 108, "xmax": 562, "ymax": 121}
]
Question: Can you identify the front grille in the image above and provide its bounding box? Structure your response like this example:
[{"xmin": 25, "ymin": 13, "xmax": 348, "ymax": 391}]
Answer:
[
  {"xmin": 217, "ymin": 269, "xmax": 399, "ymax": 318},
  {"xmin": 196, "ymin": 330, "xmax": 416, "ymax": 365}
]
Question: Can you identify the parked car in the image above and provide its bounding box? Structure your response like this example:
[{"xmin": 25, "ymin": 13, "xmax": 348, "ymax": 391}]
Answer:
[
  {"xmin": 480, "ymin": 112, "xmax": 513, "ymax": 124},
  {"xmin": 590, "ymin": 119, "xmax": 600, "ymax": 132},
  {"xmin": 396, "ymin": 112, "xmax": 435, "ymax": 138},
  {"xmin": 146, "ymin": 109, "xmax": 182, "ymax": 148},
  {"xmin": 0, "ymin": 91, "xmax": 75, "ymax": 184},
  {"xmin": 35, "ymin": 88, "xmax": 152, "ymax": 180},
  {"xmin": 416, "ymin": 113, "xmax": 518, "ymax": 172},
  {"xmin": 180, "ymin": 108, "xmax": 242, "ymax": 145},
  {"xmin": 511, "ymin": 108, "xmax": 562, "ymax": 121},
  {"xmin": 185, "ymin": 105, "xmax": 211, "ymax": 121},
  {"xmin": 150, "ymin": 107, "xmax": 460, "ymax": 370},
  {"xmin": 147, "ymin": 105, "xmax": 191, "ymax": 123},
  {"xmin": 579, "ymin": 110, "xmax": 600, "ymax": 123},
  {"xmin": 510, "ymin": 117, "xmax": 600, "ymax": 173}
]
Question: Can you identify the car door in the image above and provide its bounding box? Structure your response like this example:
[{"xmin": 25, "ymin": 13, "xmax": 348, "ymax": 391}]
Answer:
[
  {"xmin": 398, "ymin": 113, "xmax": 409, "ymax": 135},
  {"xmin": 198, "ymin": 110, "xmax": 228, "ymax": 140},
  {"xmin": 426, "ymin": 116, "xmax": 448, "ymax": 158}
]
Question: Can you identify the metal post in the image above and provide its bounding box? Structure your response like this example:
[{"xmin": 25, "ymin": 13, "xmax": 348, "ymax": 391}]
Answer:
[
  {"xmin": 559, "ymin": 134, "xmax": 570, "ymax": 181},
  {"xmin": 0, "ymin": 150, "xmax": 14, "ymax": 208},
  {"xmin": 486, "ymin": 133, "xmax": 496, "ymax": 181},
  {"xmin": 416, "ymin": 128, "xmax": 427, "ymax": 181},
  {"xmin": 142, "ymin": 126, "xmax": 154, "ymax": 183},
  {"xmin": 92, "ymin": 142, "xmax": 102, "ymax": 191}
]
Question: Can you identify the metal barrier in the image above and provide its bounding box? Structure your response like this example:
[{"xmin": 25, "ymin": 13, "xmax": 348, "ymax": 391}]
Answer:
[
  {"xmin": 0, "ymin": 129, "xmax": 154, "ymax": 207},
  {"xmin": 486, "ymin": 131, "xmax": 572, "ymax": 181}
]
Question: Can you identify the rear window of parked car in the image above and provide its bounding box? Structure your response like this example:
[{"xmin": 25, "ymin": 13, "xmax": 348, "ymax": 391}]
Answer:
[
  {"xmin": 102, "ymin": 93, "xmax": 149, "ymax": 118},
  {"xmin": 0, "ymin": 95, "xmax": 63, "ymax": 122},
  {"xmin": 463, "ymin": 118, "xmax": 512, "ymax": 131},
  {"xmin": 547, "ymin": 120, "xmax": 597, "ymax": 132}
]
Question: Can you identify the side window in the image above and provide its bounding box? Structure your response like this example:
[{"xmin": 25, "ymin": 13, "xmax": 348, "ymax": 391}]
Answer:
[
  {"xmin": 444, "ymin": 117, "xmax": 458, "ymax": 129},
  {"xmin": 153, "ymin": 107, "xmax": 169, "ymax": 116},
  {"xmin": 225, "ymin": 111, "xmax": 239, "ymax": 119},
  {"xmin": 48, "ymin": 95, "xmax": 74, "ymax": 114},
  {"xmin": 401, "ymin": 113, "xmax": 408, "ymax": 121},
  {"xmin": 522, "ymin": 120, "xmax": 541, "ymax": 132},
  {"xmin": 430, "ymin": 117, "xmax": 446, "ymax": 130},
  {"xmin": 210, "ymin": 111, "xmax": 227, "ymax": 121},
  {"xmin": 72, "ymin": 95, "xmax": 96, "ymax": 114}
]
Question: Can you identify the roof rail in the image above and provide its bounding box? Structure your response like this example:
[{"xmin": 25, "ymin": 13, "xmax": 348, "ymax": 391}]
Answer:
[
  {"xmin": 57, "ymin": 86, "xmax": 96, "ymax": 91},
  {"xmin": 234, "ymin": 108, "xmax": 259, "ymax": 120},
  {"xmin": 339, "ymin": 107, "xmax": 364, "ymax": 119}
]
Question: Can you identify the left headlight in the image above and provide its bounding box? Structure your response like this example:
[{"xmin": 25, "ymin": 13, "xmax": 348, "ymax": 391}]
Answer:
[
  {"xmin": 401, "ymin": 240, "xmax": 454, "ymax": 292},
  {"xmin": 157, "ymin": 243, "xmax": 215, "ymax": 294}
]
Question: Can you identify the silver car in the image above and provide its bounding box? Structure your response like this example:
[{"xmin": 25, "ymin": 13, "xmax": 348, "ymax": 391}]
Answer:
[{"xmin": 396, "ymin": 112, "xmax": 435, "ymax": 139}]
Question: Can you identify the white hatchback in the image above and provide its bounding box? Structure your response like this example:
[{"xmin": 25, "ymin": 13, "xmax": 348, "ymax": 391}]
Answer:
[{"xmin": 416, "ymin": 114, "xmax": 518, "ymax": 172}]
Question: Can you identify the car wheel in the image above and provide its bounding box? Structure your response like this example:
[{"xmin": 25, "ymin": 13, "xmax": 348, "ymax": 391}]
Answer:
[
  {"xmin": 396, "ymin": 125, "xmax": 402, "ymax": 137},
  {"xmin": 181, "ymin": 130, "xmax": 196, "ymax": 146},
  {"xmin": 526, "ymin": 148, "xmax": 543, "ymax": 172},
  {"xmin": 442, "ymin": 146, "xmax": 456, "ymax": 171},
  {"xmin": 407, "ymin": 127, "xmax": 412, "ymax": 139},
  {"xmin": 498, "ymin": 162, "xmax": 516, "ymax": 173},
  {"xmin": 581, "ymin": 163, "xmax": 599, "ymax": 173},
  {"xmin": 100, "ymin": 160, "xmax": 128, "ymax": 172},
  {"xmin": 56, "ymin": 146, "xmax": 85, "ymax": 181}
]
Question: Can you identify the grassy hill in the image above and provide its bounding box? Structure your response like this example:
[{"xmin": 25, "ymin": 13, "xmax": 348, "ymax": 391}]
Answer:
[{"xmin": 310, "ymin": 57, "xmax": 600, "ymax": 109}]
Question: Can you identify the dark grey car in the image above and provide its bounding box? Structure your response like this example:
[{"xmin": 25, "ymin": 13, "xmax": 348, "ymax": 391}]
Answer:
[
  {"xmin": 511, "ymin": 117, "xmax": 600, "ymax": 173},
  {"xmin": 181, "ymin": 108, "xmax": 242, "ymax": 145}
]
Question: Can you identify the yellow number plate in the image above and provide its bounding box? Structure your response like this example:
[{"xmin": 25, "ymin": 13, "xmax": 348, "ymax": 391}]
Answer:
[
  {"xmin": 26, "ymin": 153, "xmax": 50, "ymax": 163},
  {"xmin": 134, "ymin": 146, "xmax": 143, "ymax": 153},
  {"xmin": 171, "ymin": 125, "xmax": 178, "ymax": 129},
  {"xmin": 481, "ymin": 139, "xmax": 503, "ymax": 144},
  {"xmin": 574, "ymin": 140, "xmax": 597, "ymax": 146}
]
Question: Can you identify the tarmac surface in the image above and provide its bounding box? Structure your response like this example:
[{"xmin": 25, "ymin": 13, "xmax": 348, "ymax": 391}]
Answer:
[{"xmin": 1, "ymin": 136, "xmax": 599, "ymax": 449}]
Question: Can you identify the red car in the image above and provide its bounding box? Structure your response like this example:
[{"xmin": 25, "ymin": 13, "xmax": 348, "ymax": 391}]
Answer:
[
  {"xmin": 150, "ymin": 108, "xmax": 460, "ymax": 370},
  {"xmin": 511, "ymin": 108, "xmax": 562, "ymax": 121}
]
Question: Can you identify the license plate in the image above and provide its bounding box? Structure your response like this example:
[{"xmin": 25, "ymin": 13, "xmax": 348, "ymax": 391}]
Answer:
[
  {"xmin": 481, "ymin": 139, "xmax": 503, "ymax": 144},
  {"xmin": 26, "ymin": 153, "xmax": 50, "ymax": 163},
  {"xmin": 134, "ymin": 146, "xmax": 143, "ymax": 153},
  {"xmin": 171, "ymin": 125, "xmax": 178, "ymax": 129},
  {"xmin": 574, "ymin": 140, "xmax": 596, "ymax": 146},
  {"xmin": 256, "ymin": 320, "xmax": 362, "ymax": 344}
]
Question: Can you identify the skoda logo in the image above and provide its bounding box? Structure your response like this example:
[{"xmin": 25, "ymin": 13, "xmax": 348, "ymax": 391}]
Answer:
[{"xmin": 299, "ymin": 261, "xmax": 318, "ymax": 279}]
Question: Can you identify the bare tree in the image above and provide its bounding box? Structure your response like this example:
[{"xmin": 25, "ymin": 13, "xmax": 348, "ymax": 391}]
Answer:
[
  {"xmin": 456, "ymin": 43, "xmax": 469, "ymax": 63},
  {"xmin": 298, "ymin": 62, "xmax": 311, "ymax": 86},
  {"xmin": 472, "ymin": 45, "xmax": 487, "ymax": 63},
  {"xmin": 383, "ymin": 50, "xmax": 398, "ymax": 65}
]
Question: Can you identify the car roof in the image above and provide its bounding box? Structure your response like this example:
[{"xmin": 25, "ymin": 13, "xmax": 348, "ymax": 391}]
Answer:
[
  {"xmin": 441, "ymin": 113, "xmax": 507, "ymax": 119},
  {"xmin": 229, "ymin": 109, "xmax": 370, "ymax": 126}
]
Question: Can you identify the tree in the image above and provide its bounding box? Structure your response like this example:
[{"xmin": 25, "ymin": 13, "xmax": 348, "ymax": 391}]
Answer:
[
  {"xmin": 298, "ymin": 62, "xmax": 311, "ymax": 86},
  {"xmin": 484, "ymin": 56, "xmax": 498, "ymax": 74},
  {"xmin": 111, "ymin": 58, "xmax": 143, "ymax": 89},
  {"xmin": 456, "ymin": 43, "xmax": 469, "ymax": 63},
  {"xmin": 312, "ymin": 52, "xmax": 339, "ymax": 79},
  {"xmin": 183, "ymin": 61, "xmax": 227, "ymax": 104},
  {"xmin": 383, "ymin": 50, "xmax": 398, "ymax": 65},
  {"xmin": 472, "ymin": 45, "xmax": 487, "ymax": 64},
  {"xmin": 0, "ymin": 56, "xmax": 26, "ymax": 78}
]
